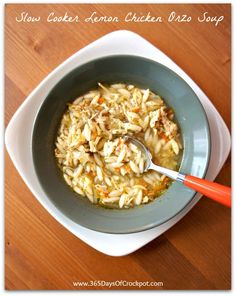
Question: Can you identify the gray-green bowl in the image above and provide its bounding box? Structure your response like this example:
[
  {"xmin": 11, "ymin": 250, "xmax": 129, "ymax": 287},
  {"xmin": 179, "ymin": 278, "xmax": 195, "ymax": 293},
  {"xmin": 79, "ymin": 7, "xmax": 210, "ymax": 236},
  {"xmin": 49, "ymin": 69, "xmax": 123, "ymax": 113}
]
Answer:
[{"xmin": 32, "ymin": 55, "xmax": 211, "ymax": 234}]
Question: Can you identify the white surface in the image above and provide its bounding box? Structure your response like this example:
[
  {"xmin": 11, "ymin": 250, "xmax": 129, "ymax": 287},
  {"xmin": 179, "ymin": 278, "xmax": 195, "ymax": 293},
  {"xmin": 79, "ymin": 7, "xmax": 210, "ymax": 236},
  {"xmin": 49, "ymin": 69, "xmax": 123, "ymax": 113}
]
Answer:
[{"xmin": 5, "ymin": 30, "xmax": 231, "ymax": 256}]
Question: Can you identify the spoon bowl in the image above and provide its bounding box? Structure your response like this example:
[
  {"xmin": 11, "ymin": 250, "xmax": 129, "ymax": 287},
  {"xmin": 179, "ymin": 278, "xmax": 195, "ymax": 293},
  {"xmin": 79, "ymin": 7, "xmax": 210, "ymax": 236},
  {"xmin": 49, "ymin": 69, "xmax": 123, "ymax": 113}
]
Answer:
[{"xmin": 124, "ymin": 136, "xmax": 231, "ymax": 208}]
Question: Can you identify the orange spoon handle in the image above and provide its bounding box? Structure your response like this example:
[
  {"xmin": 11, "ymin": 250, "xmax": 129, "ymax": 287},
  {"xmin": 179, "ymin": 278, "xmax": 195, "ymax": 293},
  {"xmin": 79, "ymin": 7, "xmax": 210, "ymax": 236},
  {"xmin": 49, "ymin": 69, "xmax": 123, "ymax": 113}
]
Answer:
[{"xmin": 183, "ymin": 175, "xmax": 231, "ymax": 208}]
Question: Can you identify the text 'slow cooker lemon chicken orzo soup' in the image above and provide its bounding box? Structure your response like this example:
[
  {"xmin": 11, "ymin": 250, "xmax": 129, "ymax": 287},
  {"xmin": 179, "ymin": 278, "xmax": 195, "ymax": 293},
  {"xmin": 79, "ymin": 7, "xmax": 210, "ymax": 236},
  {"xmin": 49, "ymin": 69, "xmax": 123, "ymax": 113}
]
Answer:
[{"xmin": 55, "ymin": 83, "xmax": 182, "ymax": 209}]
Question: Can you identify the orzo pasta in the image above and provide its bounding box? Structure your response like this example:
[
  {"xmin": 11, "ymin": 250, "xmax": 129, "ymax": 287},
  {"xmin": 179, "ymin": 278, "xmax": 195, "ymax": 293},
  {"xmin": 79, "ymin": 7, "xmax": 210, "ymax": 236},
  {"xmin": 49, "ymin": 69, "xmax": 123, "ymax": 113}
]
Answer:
[{"xmin": 55, "ymin": 83, "xmax": 182, "ymax": 208}]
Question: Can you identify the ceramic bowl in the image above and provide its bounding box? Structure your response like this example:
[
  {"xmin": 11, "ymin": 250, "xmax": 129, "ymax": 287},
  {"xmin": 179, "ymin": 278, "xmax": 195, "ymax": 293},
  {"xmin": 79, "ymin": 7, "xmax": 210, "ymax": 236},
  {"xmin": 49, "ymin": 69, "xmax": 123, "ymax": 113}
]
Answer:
[{"xmin": 32, "ymin": 55, "xmax": 211, "ymax": 234}]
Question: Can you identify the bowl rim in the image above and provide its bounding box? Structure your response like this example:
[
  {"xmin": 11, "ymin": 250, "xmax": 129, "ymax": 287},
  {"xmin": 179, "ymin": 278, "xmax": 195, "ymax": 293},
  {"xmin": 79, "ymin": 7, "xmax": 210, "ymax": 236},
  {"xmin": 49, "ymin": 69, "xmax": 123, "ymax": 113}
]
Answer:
[{"xmin": 31, "ymin": 54, "xmax": 211, "ymax": 234}]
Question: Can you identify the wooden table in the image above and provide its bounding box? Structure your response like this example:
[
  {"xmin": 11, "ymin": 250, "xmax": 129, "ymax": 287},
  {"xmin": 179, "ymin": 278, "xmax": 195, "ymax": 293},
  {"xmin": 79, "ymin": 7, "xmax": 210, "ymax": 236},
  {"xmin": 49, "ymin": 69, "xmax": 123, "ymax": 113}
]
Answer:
[{"xmin": 5, "ymin": 4, "xmax": 231, "ymax": 290}]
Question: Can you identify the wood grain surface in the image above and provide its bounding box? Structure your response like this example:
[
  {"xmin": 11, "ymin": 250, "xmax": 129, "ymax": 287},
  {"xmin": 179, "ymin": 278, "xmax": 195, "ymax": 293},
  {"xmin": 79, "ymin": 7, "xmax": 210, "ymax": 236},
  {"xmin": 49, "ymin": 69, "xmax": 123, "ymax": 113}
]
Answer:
[{"xmin": 5, "ymin": 4, "xmax": 231, "ymax": 290}]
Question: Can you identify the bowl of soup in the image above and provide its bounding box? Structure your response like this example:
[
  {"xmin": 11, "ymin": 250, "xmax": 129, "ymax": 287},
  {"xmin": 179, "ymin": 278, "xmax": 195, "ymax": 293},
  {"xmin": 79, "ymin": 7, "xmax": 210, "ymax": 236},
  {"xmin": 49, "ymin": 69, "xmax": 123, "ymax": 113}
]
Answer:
[{"xmin": 32, "ymin": 55, "xmax": 210, "ymax": 234}]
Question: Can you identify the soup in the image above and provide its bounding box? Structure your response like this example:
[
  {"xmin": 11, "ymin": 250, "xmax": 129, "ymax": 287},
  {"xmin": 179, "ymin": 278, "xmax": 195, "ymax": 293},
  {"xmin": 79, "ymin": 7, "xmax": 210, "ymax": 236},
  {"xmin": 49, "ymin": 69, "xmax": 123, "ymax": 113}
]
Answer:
[{"xmin": 55, "ymin": 83, "xmax": 182, "ymax": 208}]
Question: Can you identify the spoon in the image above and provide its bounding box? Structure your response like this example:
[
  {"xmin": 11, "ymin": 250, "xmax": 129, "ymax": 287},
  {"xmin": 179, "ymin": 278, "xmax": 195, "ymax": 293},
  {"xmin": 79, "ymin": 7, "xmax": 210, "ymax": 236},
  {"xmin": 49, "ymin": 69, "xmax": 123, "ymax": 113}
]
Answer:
[{"xmin": 123, "ymin": 136, "xmax": 231, "ymax": 208}]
